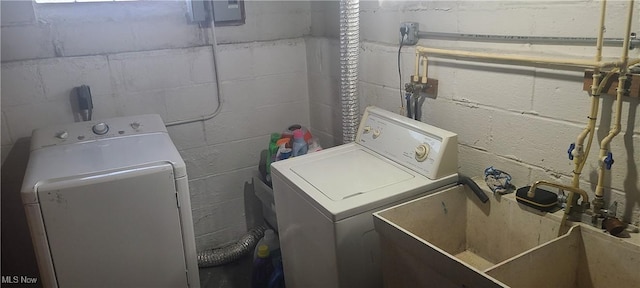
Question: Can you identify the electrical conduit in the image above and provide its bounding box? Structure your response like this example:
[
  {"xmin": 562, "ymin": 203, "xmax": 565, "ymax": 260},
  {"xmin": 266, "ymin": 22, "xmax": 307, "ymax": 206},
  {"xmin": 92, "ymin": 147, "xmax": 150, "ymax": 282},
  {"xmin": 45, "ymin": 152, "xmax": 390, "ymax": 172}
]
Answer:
[{"xmin": 340, "ymin": 0, "xmax": 360, "ymax": 143}]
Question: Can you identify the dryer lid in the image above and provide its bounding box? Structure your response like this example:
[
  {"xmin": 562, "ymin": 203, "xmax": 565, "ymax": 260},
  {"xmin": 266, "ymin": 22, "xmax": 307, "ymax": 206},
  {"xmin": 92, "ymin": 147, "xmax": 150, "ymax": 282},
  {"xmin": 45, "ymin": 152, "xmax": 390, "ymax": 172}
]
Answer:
[{"xmin": 290, "ymin": 149, "xmax": 414, "ymax": 201}]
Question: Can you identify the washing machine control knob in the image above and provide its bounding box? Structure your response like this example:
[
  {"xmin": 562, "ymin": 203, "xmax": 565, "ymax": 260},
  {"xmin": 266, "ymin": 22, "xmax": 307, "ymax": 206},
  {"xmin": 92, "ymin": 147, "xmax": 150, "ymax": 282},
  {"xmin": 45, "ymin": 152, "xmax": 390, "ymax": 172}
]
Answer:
[
  {"xmin": 415, "ymin": 144, "xmax": 430, "ymax": 162},
  {"xmin": 130, "ymin": 122, "xmax": 141, "ymax": 130},
  {"xmin": 55, "ymin": 130, "xmax": 68, "ymax": 140},
  {"xmin": 372, "ymin": 129, "xmax": 381, "ymax": 139},
  {"xmin": 92, "ymin": 122, "xmax": 109, "ymax": 135}
]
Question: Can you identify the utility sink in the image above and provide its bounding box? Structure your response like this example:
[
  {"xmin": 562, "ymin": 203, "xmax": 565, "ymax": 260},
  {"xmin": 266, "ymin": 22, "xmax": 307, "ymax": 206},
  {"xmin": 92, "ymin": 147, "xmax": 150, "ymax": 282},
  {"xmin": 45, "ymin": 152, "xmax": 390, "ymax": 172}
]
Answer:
[
  {"xmin": 486, "ymin": 225, "xmax": 640, "ymax": 287},
  {"xmin": 373, "ymin": 183, "xmax": 640, "ymax": 288}
]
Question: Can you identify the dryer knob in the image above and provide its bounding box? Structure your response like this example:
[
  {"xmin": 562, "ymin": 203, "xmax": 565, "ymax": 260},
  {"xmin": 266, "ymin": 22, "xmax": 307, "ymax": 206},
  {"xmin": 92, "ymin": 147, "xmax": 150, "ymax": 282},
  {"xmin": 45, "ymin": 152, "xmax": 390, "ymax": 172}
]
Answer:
[
  {"xmin": 92, "ymin": 122, "xmax": 109, "ymax": 135},
  {"xmin": 55, "ymin": 130, "xmax": 68, "ymax": 139}
]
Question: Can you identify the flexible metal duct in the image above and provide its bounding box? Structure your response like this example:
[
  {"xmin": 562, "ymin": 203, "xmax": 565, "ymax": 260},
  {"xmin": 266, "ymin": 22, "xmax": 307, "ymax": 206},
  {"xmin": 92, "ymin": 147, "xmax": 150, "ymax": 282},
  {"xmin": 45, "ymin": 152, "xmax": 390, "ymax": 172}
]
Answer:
[
  {"xmin": 197, "ymin": 225, "xmax": 266, "ymax": 268},
  {"xmin": 339, "ymin": 0, "xmax": 360, "ymax": 143}
]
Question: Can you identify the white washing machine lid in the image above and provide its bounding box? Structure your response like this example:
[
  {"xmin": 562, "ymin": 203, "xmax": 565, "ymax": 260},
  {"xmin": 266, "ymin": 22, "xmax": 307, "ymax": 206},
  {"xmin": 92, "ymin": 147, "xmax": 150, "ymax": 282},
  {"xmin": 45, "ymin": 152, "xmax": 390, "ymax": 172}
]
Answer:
[
  {"xmin": 290, "ymin": 149, "xmax": 414, "ymax": 201},
  {"xmin": 272, "ymin": 143, "xmax": 457, "ymax": 221}
]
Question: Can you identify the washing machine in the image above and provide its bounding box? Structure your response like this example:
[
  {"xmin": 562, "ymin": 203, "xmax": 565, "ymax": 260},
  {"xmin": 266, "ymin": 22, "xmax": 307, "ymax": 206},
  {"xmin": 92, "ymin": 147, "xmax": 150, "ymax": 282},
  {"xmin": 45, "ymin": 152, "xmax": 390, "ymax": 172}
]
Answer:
[
  {"xmin": 21, "ymin": 115, "xmax": 200, "ymax": 288},
  {"xmin": 271, "ymin": 106, "xmax": 459, "ymax": 287}
]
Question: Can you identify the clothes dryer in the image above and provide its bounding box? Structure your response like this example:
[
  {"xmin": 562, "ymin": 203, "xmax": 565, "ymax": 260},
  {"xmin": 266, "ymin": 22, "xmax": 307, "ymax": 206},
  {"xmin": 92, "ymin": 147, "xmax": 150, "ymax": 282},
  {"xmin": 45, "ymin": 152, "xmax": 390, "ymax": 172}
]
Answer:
[{"xmin": 21, "ymin": 115, "xmax": 199, "ymax": 288}]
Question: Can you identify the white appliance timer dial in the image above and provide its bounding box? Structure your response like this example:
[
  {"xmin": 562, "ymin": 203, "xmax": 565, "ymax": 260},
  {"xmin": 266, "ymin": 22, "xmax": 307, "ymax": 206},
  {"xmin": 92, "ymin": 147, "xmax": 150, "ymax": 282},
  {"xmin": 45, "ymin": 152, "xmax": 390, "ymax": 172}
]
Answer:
[
  {"xmin": 372, "ymin": 129, "xmax": 381, "ymax": 139},
  {"xmin": 414, "ymin": 144, "xmax": 430, "ymax": 162},
  {"xmin": 92, "ymin": 122, "xmax": 109, "ymax": 135},
  {"xmin": 55, "ymin": 131, "xmax": 68, "ymax": 140}
]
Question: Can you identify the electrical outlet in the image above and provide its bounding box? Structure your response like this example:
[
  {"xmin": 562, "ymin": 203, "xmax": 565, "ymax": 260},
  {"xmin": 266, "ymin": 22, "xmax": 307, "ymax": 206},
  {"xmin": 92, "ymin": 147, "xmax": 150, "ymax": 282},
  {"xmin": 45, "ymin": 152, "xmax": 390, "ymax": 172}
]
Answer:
[{"xmin": 400, "ymin": 22, "xmax": 419, "ymax": 45}]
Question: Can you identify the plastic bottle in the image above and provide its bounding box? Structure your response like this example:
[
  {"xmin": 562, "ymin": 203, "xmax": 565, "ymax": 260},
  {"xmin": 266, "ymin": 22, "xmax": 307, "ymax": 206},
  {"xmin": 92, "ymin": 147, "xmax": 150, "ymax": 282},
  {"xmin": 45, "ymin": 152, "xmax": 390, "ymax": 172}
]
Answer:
[
  {"xmin": 275, "ymin": 144, "xmax": 292, "ymax": 161},
  {"xmin": 267, "ymin": 261, "xmax": 285, "ymax": 288},
  {"xmin": 251, "ymin": 245, "xmax": 274, "ymax": 288},
  {"xmin": 253, "ymin": 229, "xmax": 280, "ymax": 261},
  {"xmin": 292, "ymin": 129, "xmax": 308, "ymax": 157},
  {"xmin": 265, "ymin": 133, "xmax": 281, "ymax": 181}
]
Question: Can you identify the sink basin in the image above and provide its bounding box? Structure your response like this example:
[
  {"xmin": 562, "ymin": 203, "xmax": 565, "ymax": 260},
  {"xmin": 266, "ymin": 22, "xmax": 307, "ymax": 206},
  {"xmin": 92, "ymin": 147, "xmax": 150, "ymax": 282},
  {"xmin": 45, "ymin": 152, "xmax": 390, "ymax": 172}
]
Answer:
[
  {"xmin": 486, "ymin": 225, "xmax": 640, "ymax": 288},
  {"xmin": 373, "ymin": 183, "xmax": 640, "ymax": 288},
  {"xmin": 373, "ymin": 184, "xmax": 565, "ymax": 287}
]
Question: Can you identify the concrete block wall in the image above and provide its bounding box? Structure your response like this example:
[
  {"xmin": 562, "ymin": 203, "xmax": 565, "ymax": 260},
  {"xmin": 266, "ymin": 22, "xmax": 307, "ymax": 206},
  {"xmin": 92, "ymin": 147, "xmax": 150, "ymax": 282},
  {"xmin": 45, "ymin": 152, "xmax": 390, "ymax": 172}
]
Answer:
[
  {"xmin": 1, "ymin": 0, "xmax": 310, "ymax": 249},
  {"xmin": 307, "ymin": 1, "xmax": 640, "ymax": 225}
]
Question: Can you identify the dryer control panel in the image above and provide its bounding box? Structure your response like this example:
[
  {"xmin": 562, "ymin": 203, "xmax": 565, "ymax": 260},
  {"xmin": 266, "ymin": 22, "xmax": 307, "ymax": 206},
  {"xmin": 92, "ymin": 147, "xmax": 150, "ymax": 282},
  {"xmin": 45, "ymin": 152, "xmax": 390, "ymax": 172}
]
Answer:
[
  {"xmin": 30, "ymin": 114, "xmax": 168, "ymax": 150},
  {"xmin": 356, "ymin": 106, "xmax": 458, "ymax": 180}
]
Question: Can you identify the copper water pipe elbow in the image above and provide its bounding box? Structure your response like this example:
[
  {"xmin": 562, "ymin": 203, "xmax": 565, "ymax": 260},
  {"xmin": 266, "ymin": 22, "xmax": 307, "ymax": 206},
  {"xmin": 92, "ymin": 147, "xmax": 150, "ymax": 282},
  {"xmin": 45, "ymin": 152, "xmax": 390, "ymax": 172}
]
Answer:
[{"xmin": 527, "ymin": 180, "xmax": 590, "ymax": 204}]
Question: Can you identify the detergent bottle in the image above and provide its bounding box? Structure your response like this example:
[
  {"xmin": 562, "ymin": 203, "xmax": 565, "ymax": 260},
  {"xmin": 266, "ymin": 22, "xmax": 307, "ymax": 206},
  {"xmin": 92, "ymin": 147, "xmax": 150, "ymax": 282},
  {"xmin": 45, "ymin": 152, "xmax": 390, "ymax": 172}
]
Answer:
[
  {"xmin": 251, "ymin": 245, "xmax": 274, "ymax": 288},
  {"xmin": 292, "ymin": 129, "xmax": 308, "ymax": 157}
]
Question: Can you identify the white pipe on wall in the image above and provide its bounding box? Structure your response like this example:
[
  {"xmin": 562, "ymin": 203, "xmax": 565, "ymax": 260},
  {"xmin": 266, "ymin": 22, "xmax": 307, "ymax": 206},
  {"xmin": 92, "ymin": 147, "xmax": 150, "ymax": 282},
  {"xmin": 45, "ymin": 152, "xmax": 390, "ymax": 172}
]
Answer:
[
  {"xmin": 571, "ymin": 0, "xmax": 609, "ymax": 188},
  {"xmin": 595, "ymin": 0, "xmax": 636, "ymax": 199},
  {"xmin": 415, "ymin": 46, "xmax": 623, "ymax": 69}
]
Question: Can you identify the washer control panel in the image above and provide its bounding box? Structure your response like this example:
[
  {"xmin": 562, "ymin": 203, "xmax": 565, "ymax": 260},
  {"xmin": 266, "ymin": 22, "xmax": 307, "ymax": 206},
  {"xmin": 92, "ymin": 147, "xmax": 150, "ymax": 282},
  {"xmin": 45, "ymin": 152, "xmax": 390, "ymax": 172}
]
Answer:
[
  {"xmin": 30, "ymin": 114, "xmax": 167, "ymax": 150},
  {"xmin": 357, "ymin": 107, "xmax": 458, "ymax": 179}
]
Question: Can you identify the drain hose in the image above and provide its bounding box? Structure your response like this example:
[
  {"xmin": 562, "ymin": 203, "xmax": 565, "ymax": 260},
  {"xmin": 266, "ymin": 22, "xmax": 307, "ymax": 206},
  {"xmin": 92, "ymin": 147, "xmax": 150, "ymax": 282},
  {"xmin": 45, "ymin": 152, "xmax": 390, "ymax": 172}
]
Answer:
[{"xmin": 197, "ymin": 225, "xmax": 267, "ymax": 268}]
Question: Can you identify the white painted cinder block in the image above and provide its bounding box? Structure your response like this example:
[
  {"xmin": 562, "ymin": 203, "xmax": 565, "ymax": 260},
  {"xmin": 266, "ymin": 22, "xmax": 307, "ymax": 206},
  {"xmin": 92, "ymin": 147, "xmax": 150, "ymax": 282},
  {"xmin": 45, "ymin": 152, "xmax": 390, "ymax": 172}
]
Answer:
[
  {"xmin": 457, "ymin": 145, "xmax": 533, "ymax": 189},
  {"xmin": 531, "ymin": 68, "xmax": 591, "ymax": 124},
  {"xmin": 451, "ymin": 61, "xmax": 535, "ymax": 112},
  {"xmin": 1, "ymin": 0, "xmax": 35, "ymax": 25},
  {"xmin": 252, "ymin": 39, "xmax": 308, "ymax": 77},
  {"xmin": 214, "ymin": 1, "xmax": 310, "ymax": 44},
  {"xmin": 309, "ymin": 102, "xmax": 339, "ymax": 139},
  {"xmin": 109, "ymin": 47, "xmax": 212, "ymax": 93},
  {"xmin": 51, "ymin": 21, "xmax": 138, "ymax": 57},
  {"xmin": 89, "ymin": 93, "xmax": 119, "ymax": 121},
  {"xmin": 217, "ymin": 39, "xmax": 307, "ymax": 81},
  {"xmin": 1, "ymin": 24, "xmax": 55, "ymax": 61},
  {"xmin": 38, "ymin": 56, "xmax": 113, "ymax": 102},
  {"xmin": 305, "ymin": 37, "xmax": 339, "ymax": 77},
  {"xmin": 188, "ymin": 167, "xmax": 254, "ymax": 211},
  {"xmin": 166, "ymin": 121, "xmax": 206, "ymax": 151},
  {"xmin": 1, "ymin": 61, "xmax": 45, "ymax": 107},
  {"xmin": 489, "ymin": 109, "xmax": 583, "ymax": 173},
  {"xmin": 195, "ymin": 223, "xmax": 247, "ymax": 251},
  {"xmin": 3, "ymin": 101, "xmax": 75, "ymax": 140},
  {"xmin": 179, "ymin": 136, "xmax": 266, "ymax": 180},
  {"xmin": 192, "ymin": 197, "xmax": 245, "ymax": 238},
  {"xmin": 115, "ymin": 90, "xmax": 169, "ymax": 120},
  {"xmin": 358, "ymin": 81, "xmax": 403, "ymax": 115},
  {"xmin": 215, "ymin": 46, "xmax": 253, "ymax": 82},
  {"xmin": 204, "ymin": 101, "xmax": 310, "ymax": 146},
  {"xmin": 164, "ymin": 83, "xmax": 219, "ymax": 123},
  {"xmin": 218, "ymin": 73, "xmax": 309, "ymax": 113},
  {"xmin": 422, "ymin": 99, "xmax": 493, "ymax": 150},
  {"xmin": 308, "ymin": 73, "xmax": 339, "ymax": 107}
]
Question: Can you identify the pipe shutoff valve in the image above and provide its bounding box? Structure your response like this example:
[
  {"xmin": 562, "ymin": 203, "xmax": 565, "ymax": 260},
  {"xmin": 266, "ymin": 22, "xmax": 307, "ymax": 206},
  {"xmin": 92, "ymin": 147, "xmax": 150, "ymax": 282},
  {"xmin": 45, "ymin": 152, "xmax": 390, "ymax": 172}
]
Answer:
[
  {"xmin": 567, "ymin": 143, "xmax": 576, "ymax": 160},
  {"xmin": 604, "ymin": 152, "xmax": 614, "ymax": 170}
]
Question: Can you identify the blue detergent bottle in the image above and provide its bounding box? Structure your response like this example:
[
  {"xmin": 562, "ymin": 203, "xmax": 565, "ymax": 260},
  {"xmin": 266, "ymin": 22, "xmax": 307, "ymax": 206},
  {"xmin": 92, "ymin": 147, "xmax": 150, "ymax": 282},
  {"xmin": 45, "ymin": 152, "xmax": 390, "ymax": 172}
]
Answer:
[
  {"xmin": 292, "ymin": 129, "xmax": 308, "ymax": 157},
  {"xmin": 251, "ymin": 245, "xmax": 274, "ymax": 288}
]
